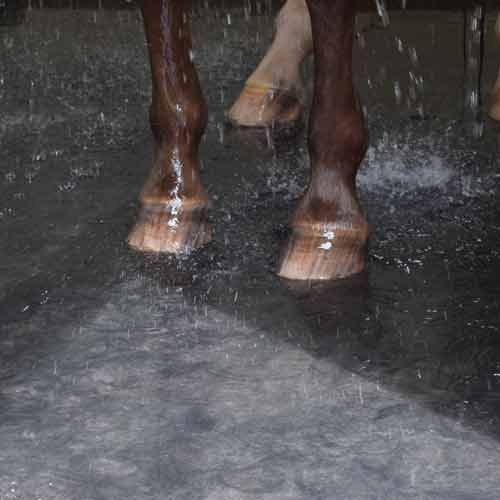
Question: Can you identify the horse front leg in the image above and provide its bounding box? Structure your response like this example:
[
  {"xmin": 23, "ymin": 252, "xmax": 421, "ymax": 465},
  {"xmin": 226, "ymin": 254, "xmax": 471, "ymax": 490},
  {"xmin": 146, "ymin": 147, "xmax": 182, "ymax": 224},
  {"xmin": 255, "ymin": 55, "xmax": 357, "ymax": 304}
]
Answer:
[
  {"xmin": 278, "ymin": 0, "xmax": 368, "ymax": 280},
  {"xmin": 128, "ymin": 0, "xmax": 211, "ymax": 253}
]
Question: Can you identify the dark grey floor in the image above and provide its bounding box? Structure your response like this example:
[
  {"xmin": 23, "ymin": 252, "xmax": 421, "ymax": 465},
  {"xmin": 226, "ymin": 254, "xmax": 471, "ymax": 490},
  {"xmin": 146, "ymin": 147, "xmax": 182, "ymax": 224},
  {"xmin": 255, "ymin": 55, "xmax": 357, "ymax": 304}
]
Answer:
[{"xmin": 2, "ymin": 6, "xmax": 500, "ymax": 500}]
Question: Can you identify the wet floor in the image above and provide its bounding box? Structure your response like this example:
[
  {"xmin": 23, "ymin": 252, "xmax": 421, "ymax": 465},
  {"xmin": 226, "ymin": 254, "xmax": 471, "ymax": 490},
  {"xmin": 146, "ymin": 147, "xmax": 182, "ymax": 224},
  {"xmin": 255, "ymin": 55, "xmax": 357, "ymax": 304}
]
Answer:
[{"xmin": 2, "ymin": 4, "xmax": 500, "ymax": 499}]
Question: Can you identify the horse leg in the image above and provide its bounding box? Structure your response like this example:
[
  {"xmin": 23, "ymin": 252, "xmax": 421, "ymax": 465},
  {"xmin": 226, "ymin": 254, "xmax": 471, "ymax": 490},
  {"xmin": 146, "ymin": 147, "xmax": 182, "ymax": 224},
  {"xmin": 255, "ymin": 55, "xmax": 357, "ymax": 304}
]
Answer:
[
  {"xmin": 278, "ymin": 0, "xmax": 368, "ymax": 280},
  {"xmin": 128, "ymin": 0, "xmax": 211, "ymax": 253},
  {"xmin": 227, "ymin": 0, "xmax": 312, "ymax": 127},
  {"xmin": 489, "ymin": 13, "xmax": 500, "ymax": 120}
]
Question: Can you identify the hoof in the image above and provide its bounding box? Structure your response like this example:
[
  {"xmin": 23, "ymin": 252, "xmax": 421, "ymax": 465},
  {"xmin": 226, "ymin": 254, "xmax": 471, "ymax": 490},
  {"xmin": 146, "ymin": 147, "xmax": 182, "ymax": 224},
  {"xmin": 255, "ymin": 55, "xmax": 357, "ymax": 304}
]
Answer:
[
  {"xmin": 277, "ymin": 226, "xmax": 368, "ymax": 281},
  {"xmin": 489, "ymin": 106, "xmax": 500, "ymax": 121},
  {"xmin": 488, "ymin": 83, "xmax": 500, "ymax": 120},
  {"xmin": 489, "ymin": 95, "xmax": 500, "ymax": 121},
  {"xmin": 128, "ymin": 202, "xmax": 212, "ymax": 254},
  {"xmin": 227, "ymin": 83, "xmax": 303, "ymax": 128}
]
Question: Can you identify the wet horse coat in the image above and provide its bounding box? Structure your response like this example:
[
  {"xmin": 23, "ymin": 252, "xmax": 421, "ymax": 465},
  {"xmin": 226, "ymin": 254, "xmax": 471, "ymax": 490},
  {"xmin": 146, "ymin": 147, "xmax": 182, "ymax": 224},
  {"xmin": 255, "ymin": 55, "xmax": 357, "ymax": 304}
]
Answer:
[{"xmin": 129, "ymin": 0, "xmax": 369, "ymax": 281}]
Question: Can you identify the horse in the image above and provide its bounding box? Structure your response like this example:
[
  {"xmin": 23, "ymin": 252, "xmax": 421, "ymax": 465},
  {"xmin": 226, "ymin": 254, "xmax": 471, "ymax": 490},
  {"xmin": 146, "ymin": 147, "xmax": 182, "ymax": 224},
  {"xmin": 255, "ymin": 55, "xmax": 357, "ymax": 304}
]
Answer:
[
  {"xmin": 128, "ymin": 0, "xmax": 369, "ymax": 281},
  {"xmin": 5, "ymin": 0, "xmax": 497, "ymax": 280}
]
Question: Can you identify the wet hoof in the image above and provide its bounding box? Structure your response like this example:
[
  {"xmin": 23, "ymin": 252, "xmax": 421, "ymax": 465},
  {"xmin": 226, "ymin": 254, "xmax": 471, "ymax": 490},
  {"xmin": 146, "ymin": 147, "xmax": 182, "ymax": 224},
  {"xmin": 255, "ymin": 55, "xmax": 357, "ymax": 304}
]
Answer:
[
  {"xmin": 227, "ymin": 83, "xmax": 303, "ymax": 128},
  {"xmin": 128, "ymin": 202, "xmax": 212, "ymax": 254},
  {"xmin": 489, "ymin": 90, "xmax": 500, "ymax": 121},
  {"xmin": 277, "ymin": 225, "xmax": 368, "ymax": 281}
]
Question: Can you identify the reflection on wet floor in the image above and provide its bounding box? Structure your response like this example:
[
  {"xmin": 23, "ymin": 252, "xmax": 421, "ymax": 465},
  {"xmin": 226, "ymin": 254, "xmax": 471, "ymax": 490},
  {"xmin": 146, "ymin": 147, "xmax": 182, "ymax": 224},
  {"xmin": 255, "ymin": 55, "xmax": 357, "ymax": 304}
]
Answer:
[{"xmin": 1, "ymin": 5, "xmax": 500, "ymax": 499}]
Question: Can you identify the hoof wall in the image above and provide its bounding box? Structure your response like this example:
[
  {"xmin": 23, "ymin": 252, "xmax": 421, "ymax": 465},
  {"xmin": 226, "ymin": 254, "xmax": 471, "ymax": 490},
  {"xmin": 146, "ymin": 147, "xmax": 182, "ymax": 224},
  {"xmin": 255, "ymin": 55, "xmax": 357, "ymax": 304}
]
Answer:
[
  {"xmin": 277, "ymin": 228, "xmax": 367, "ymax": 281},
  {"xmin": 489, "ymin": 104, "xmax": 500, "ymax": 121},
  {"xmin": 227, "ymin": 84, "xmax": 303, "ymax": 128},
  {"xmin": 128, "ymin": 203, "xmax": 212, "ymax": 254},
  {"xmin": 489, "ymin": 88, "xmax": 500, "ymax": 121}
]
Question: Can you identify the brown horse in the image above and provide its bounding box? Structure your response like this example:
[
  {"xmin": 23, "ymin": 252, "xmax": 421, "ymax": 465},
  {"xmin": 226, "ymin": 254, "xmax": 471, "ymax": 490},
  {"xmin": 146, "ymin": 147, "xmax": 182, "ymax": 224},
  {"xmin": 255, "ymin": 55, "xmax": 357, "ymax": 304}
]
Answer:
[
  {"xmin": 3, "ymin": 1, "xmax": 499, "ymax": 279},
  {"xmin": 128, "ymin": 0, "xmax": 369, "ymax": 281}
]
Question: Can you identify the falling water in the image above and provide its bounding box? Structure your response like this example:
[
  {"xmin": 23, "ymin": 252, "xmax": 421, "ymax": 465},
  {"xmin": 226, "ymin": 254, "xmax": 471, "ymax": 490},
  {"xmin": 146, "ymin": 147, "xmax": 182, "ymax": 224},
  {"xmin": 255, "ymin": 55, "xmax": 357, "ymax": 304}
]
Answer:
[
  {"xmin": 375, "ymin": 0, "xmax": 390, "ymax": 27},
  {"xmin": 463, "ymin": 3, "xmax": 485, "ymax": 137}
]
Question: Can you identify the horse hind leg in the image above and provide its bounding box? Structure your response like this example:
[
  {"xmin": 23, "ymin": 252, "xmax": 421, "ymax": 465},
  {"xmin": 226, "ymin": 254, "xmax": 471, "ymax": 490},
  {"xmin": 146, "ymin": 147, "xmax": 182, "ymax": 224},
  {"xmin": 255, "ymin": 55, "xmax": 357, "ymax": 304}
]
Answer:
[
  {"xmin": 227, "ymin": 0, "xmax": 312, "ymax": 127},
  {"xmin": 128, "ymin": 0, "xmax": 212, "ymax": 254}
]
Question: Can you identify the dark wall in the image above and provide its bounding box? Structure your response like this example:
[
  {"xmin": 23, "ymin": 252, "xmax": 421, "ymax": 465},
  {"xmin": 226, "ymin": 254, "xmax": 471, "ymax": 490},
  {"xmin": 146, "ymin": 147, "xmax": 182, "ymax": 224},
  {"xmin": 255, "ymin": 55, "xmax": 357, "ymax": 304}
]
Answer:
[{"xmin": 8, "ymin": 0, "xmax": 500, "ymax": 10}]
